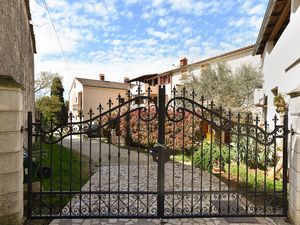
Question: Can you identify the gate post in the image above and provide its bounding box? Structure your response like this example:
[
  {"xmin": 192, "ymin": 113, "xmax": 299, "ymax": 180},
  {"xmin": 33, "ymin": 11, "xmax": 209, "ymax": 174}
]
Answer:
[
  {"xmin": 0, "ymin": 84, "xmax": 24, "ymax": 225},
  {"xmin": 157, "ymin": 85, "xmax": 166, "ymax": 218}
]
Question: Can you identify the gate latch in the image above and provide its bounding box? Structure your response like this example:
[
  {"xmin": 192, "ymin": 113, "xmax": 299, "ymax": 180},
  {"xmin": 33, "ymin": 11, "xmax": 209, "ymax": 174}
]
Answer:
[{"xmin": 150, "ymin": 143, "xmax": 172, "ymax": 164}]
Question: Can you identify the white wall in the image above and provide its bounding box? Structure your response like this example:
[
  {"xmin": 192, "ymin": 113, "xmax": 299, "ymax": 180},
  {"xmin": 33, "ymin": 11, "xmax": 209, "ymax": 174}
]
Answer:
[
  {"xmin": 262, "ymin": 4, "xmax": 300, "ymax": 122},
  {"xmin": 68, "ymin": 79, "xmax": 84, "ymax": 120}
]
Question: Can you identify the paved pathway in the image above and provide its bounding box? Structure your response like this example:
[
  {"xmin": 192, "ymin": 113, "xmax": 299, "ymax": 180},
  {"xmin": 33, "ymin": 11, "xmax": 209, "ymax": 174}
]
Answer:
[{"xmin": 49, "ymin": 138, "xmax": 289, "ymax": 225}]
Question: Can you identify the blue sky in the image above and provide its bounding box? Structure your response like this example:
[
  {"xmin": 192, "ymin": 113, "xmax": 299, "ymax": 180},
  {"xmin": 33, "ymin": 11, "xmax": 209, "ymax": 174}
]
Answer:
[{"xmin": 30, "ymin": 0, "xmax": 267, "ymax": 94}]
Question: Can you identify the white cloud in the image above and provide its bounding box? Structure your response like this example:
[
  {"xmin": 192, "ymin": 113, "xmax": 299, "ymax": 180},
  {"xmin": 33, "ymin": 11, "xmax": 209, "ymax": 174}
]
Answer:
[{"xmin": 146, "ymin": 28, "xmax": 170, "ymax": 40}]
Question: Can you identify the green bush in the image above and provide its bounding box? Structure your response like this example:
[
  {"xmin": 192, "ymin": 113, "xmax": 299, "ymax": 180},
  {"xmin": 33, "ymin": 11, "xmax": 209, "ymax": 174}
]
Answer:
[
  {"xmin": 231, "ymin": 136, "xmax": 274, "ymax": 170},
  {"xmin": 194, "ymin": 140, "xmax": 236, "ymax": 171}
]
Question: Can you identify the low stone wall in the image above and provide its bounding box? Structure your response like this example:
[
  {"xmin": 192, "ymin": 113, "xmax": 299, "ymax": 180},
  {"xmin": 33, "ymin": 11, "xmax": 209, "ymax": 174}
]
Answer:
[{"xmin": 0, "ymin": 85, "xmax": 24, "ymax": 225}]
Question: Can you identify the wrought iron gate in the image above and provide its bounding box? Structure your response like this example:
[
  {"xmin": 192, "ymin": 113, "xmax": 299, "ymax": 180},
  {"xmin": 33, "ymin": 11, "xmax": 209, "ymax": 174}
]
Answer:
[{"xmin": 27, "ymin": 86, "xmax": 288, "ymax": 219}]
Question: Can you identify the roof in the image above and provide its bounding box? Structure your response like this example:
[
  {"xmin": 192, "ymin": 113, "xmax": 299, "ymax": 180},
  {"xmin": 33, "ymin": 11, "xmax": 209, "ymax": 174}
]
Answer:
[
  {"xmin": 128, "ymin": 73, "xmax": 158, "ymax": 82},
  {"xmin": 131, "ymin": 45, "xmax": 255, "ymax": 79},
  {"xmin": 25, "ymin": 0, "xmax": 37, "ymax": 53},
  {"xmin": 75, "ymin": 77, "xmax": 130, "ymax": 90},
  {"xmin": 254, "ymin": 0, "xmax": 290, "ymax": 55}
]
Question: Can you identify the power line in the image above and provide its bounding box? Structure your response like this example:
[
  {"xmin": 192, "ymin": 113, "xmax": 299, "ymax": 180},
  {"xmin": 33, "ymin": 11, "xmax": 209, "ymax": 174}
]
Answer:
[{"xmin": 41, "ymin": 0, "xmax": 74, "ymax": 79}]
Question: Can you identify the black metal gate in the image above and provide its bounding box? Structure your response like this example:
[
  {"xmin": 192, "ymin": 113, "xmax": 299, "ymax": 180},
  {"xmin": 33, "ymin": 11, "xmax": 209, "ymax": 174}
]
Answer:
[{"xmin": 27, "ymin": 86, "xmax": 288, "ymax": 219}]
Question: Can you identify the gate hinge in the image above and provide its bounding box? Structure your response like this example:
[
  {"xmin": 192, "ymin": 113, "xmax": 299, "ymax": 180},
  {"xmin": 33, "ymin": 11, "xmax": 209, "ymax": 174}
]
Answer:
[
  {"xmin": 21, "ymin": 126, "xmax": 28, "ymax": 133},
  {"xmin": 288, "ymin": 129, "xmax": 295, "ymax": 135}
]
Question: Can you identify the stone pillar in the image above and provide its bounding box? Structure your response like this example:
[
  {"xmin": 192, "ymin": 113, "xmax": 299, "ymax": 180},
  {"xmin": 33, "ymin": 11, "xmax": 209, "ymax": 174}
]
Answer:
[
  {"xmin": 288, "ymin": 88, "xmax": 300, "ymax": 225},
  {"xmin": 0, "ymin": 84, "xmax": 24, "ymax": 225}
]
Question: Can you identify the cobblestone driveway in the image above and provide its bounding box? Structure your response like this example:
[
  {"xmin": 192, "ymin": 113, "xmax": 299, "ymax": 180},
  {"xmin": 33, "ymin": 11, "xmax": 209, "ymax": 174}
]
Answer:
[{"xmin": 49, "ymin": 139, "xmax": 289, "ymax": 225}]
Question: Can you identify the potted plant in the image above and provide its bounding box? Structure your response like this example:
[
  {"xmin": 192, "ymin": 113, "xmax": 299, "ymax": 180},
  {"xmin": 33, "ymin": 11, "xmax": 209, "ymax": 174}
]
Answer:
[{"xmin": 273, "ymin": 93, "xmax": 286, "ymax": 113}]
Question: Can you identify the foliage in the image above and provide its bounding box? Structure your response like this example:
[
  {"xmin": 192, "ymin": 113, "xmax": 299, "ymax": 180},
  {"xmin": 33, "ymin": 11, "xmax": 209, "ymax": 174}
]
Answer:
[
  {"xmin": 273, "ymin": 93, "xmax": 286, "ymax": 113},
  {"xmin": 231, "ymin": 135, "xmax": 274, "ymax": 170},
  {"xmin": 194, "ymin": 140, "xmax": 235, "ymax": 171},
  {"xmin": 36, "ymin": 75, "xmax": 68, "ymax": 125},
  {"xmin": 32, "ymin": 143, "xmax": 90, "ymax": 211},
  {"xmin": 50, "ymin": 77, "xmax": 68, "ymax": 125},
  {"xmin": 35, "ymin": 71, "xmax": 62, "ymax": 97},
  {"xmin": 182, "ymin": 62, "xmax": 263, "ymax": 111},
  {"xmin": 223, "ymin": 163, "xmax": 282, "ymax": 192},
  {"xmin": 119, "ymin": 106, "xmax": 202, "ymax": 151},
  {"xmin": 36, "ymin": 96, "xmax": 63, "ymax": 124}
]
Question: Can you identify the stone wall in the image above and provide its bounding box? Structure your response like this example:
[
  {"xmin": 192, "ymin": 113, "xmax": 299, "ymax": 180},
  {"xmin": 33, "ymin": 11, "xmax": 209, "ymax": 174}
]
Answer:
[
  {"xmin": 0, "ymin": 0, "xmax": 35, "ymax": 125},
  {"xmin": 288, "ymin": 91, "xmax": 300, "ymax": 225},
  {"xmin": 0, "ymin": 0, "xmax": 35, "ymax": 224}
]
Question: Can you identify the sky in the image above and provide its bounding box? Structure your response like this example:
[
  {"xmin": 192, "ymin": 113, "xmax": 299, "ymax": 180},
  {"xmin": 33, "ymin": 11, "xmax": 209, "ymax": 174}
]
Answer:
[{"xmin": 30, "ymin": 0, "xmax": 268, "ymax": 95}]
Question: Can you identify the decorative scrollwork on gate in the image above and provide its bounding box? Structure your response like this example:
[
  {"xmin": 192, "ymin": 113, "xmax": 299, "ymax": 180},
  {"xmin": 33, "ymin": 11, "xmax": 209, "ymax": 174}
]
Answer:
[
  {"xmin": 165, "ymin": 95, "xmax": 283, "ymax": 146},
  {"xmin": 32, "ymin": 95, "xmax": 158, "ymax": 144}
]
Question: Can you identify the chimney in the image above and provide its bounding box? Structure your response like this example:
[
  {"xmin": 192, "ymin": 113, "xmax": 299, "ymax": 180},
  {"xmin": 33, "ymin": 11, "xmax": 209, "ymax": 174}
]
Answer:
[
  {"xmin": 99, "ymin": 74, "xmax": 105, "ymax": 81},
  {"xmin": 180, "ymin": 57, "xmax": 188, "ymax": 67},
  {"xmin": 124, "ymin": 77, "xmax": 130, "ymax": 83}
]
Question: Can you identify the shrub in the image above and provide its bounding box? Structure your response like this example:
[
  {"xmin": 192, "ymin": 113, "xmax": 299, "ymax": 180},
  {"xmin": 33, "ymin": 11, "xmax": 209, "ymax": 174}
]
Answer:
[
  {"xmin": 194, "ymin": 140, "xmax": 236, "ymax": 172},
  {"xmin": 119, "ymin": 106, "xmax": 203, "ymax": 152}
]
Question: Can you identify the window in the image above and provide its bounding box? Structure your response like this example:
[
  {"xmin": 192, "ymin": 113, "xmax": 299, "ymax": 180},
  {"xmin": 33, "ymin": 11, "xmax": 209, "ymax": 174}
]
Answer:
[
  {"xmin": 119, "ymin": 98, "xmax": 125, "ymax": 104},
  {"xmin": 75, "ymin": 96, "xmax": 77, "ymax": 103},
  {"xmin": 73, "ymin": 82, "xmax": 76, "ymax": 89},
  {"xmin": 154, "ymin": 78, "xmax": 158, "ymax": 85}
]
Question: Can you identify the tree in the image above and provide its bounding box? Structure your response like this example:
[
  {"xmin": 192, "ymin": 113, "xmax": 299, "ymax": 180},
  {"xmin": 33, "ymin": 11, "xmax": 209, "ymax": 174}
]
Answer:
[
  {"xmin": 50, "ymin": 77, "xmax": 68, "ymax": 125},
  {"xmin": 36, "ymin": 75, "xmax": 68, "ymax": 125},
  {"xmin": 35, "ymin": 71, "xmax": 62, "ymax": 97},
  {"xmin": 183, "ymin": 62, "xmax": 263, "ymax": 112}
]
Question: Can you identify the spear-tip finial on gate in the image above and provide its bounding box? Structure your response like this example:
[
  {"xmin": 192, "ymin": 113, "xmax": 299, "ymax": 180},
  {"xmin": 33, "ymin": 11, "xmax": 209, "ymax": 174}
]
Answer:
[
  {"xmin": 97, "ymin": 103, "xmax": 103, "ymax": 112},
  {"xmin": 88, "ymin": 108, "xmax": 94, "ymax": 117}
]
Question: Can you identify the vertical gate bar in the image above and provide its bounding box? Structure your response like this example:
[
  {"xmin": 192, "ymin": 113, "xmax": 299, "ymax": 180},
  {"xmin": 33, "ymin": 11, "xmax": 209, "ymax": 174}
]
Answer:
[
  {"xmin": 126, "ymin": 90, "xmax": 131, "ymax": 216},
  {"xmin": 263, "ymin": 120, "xmax": 267, "ymax": 215},
  {"xmin": 157, "ymin": 85, "xmax": 166, "ymax": 219},
  {"xmin": 147, "ymin": 87, "xmax": 151, "ymax": 216},
  {"xmin": 227, "ymin": 110, "xmax": 232, "ymax": 215},
  {"xmin": 254, "ymin": 116, "xmax": 259, "ymax": 214},
  {"xmin": 181, "ymin": 87, "xmax": 185, "ymax": 216},
  {"xmin": 79, "ymin": 111, "xmax": 83, "ymax": 216},
  {"xmin": 172, "ymin": 87, "xmax": 176, "ymax": 216},
  {"xmin": 282, "ymin": 111, "xmax": 288, "ymax": 215},
  {"xmin": 27, "ymin": 111, "xmax": 33, "ymax": 218},
  {"xmin": 245, "ymin": 114, "xmax": 250, "ymax": 215},
  {"xmin": 50, "ymin": 117, "xmax": 53, "ymax": 216},
  {"xmin": 89, "ymin": 109, "xmax": 93, "ymax": 214},
  {"xmin": 219, "ymin": 107, "xmax": 222, "ymax": 215},
  {"xmin": 137, "ymin": 86, "xmax": 141, "ymax": 215},
  {"xmin": 39, "ymin": 113, "xmax": 43, "ymax": 217},
  {"xmin": 273, "ymin": 115, "xmax": 277, "ymax": 214},
  {"xmin": 236, "ymin": 113, "xmax": 241, "ymax": 215},
  {"xmin": 209, "ymin": 101, "xmax": 213, "ymax": 215},
  {"xmin": 118, "ymin": 95, "xmax": 121, "ymax": 216},
  {"xmin": 191, "ymin": 90, "xmax": 195, "ymax": 215},
  {"xmin": 200, "ymin": 96, "xmax": 204, "ymax": 215},
  {"xmin": 108, "ymin": 101, "xmax": 112, "ymax": 215},
  {"xmin": 69, "ymin": 114, "xmax": 73, "ymax": 216},
  {"xmin": 59, "ymin": 125, "xmax": 63, "ymax": 216},
  {"xmin": 98, "ymin": 104, "xmax": 102, "ymax": 216}
]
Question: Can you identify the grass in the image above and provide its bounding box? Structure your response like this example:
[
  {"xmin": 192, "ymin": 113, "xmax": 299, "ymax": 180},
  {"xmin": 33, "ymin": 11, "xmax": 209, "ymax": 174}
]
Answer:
[
  {"xmin": 32, "ymin": 143, "xmax": 91, "ymax": 212},
  {"xmin": 223, "ymin": 163, "xmax": 283, "ymax": 192},
  {"xmin": 172, "ymin": 152, "xmax": 283, "ymax": 192}
]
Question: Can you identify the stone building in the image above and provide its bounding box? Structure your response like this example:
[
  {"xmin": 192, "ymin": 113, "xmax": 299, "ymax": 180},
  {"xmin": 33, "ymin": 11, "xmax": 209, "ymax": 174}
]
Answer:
[{"xmin": 0, "ymin": 0, "xmax": 36, "ymax": 224}]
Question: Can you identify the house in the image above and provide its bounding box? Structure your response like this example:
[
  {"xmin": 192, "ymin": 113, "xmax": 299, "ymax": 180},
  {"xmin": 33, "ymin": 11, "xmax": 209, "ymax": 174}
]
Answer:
[
  {"xmin": 253, "ymin": 1, "xmax": 300, "ymax": 224},
  {"xmin": 0, "ymin": 0, "xmax": 36, "ymax": 223},
  {"xmin": 69, "ymin": 75, "xmax": 130, "ymax": 121},
  {"xmin": 129, "ymin": 45, "xmax": 261, "ymax": 102},
  {"xmin": 253, "ymin": 0, "xmax": 300, "ymax": 122}
]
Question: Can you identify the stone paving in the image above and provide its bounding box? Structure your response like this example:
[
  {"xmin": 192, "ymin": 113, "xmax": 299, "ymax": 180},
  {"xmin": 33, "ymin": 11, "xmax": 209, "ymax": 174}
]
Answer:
[
  {"xmin": 48, "ymin": 139, "xmax": 289, "ymax": 225},
  {"xmin": 50, "ymin": 217, "xmax": 290, "ymax": 225}
]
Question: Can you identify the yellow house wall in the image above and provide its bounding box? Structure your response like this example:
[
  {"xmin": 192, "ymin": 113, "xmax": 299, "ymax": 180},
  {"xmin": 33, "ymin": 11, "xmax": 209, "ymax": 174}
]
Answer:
[{"xmin": 82, "ymin": 86, "xmax": 128, "ymax": 118}]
